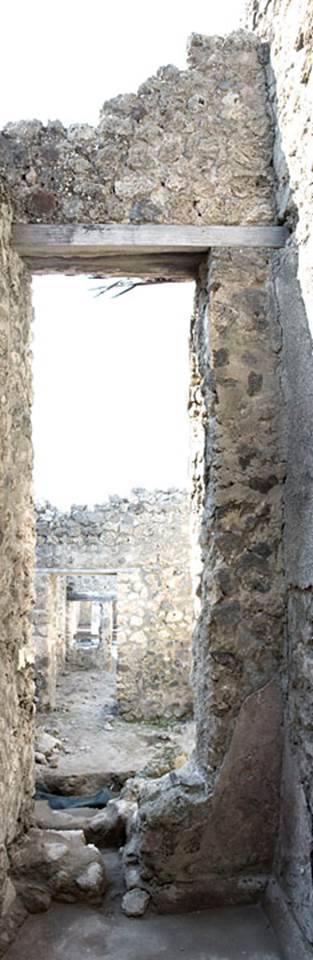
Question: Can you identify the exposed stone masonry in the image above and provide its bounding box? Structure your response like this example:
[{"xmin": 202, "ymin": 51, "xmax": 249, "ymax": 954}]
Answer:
[
  {"xmin": 0, "ymin": 197, "xmax": 35, "ymax": 952},
  {"xmin": 67, "ymin": 573, "xmax": 116, "ymax": 597},
  {"xmin": 122, "ymin": 246, "xmax": 285, "ymax": 910},
  {"xmin": 247, "ymin": 0, "xmax": 313, "ymax": 329},
  {"xmin": 117, "ymin": 562, "xmax": 193, "ymax": 721},
  {"xmin": 0, "ymin": 18, "xmax": 306, "ymax": 955},
  {"xmin": 0, "ymin": 34, "xmax": 275, "ymax": 228},
  {"xmin": 246, "ymin": 3, "xmax": 313, "ymax": 955},
  {"xmin": 191, "ymin": 248, "xmax": 284, "ymax": 775}
]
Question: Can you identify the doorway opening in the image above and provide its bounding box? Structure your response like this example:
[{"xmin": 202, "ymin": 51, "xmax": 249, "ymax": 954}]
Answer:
[{"xmin": 32, "ymin": 273, "xmax": 197, "ymax": 809}]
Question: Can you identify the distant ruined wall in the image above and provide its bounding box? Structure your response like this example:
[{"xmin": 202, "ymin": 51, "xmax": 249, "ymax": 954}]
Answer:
[
  {"xmin": 0, "ymin": 197, "xmax": 35, "ymax": 951},
  {"xmin": 117, "ymin": 560, "xmax": 193, "ymax": 721},
  {"xmin": 35, "ymin": 491, "xmax": 194, "ymax": 720},
  {"xmin": 67, "ymin": 573, "xmax": 116, "ymax": 598},
  {"xmin": 247, "ymin": 3, "xmax": 313, "ymax": 956}
]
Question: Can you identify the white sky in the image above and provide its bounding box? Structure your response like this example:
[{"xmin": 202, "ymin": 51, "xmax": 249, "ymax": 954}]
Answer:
[
  {"xmin": 32, "ymin": 278, "xmax": 194, "ymax": 505},
  {"xmin": 0, "ymin": 1, "xmax": 246, "ymax": 128},
  {"xmin": 2, "ymin": 0, "xmax": 245, "ymax": 506}
]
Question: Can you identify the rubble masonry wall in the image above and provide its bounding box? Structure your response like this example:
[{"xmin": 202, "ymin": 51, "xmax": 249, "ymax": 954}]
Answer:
[
  {"xmin": 0, "ymin": 27, "xmax": 289, "ymax": 940},
  {"xmin": 0, "ymin": 197, "xmax": 35, "ymax": 950},
  {"xmin": 0, "ymin": 33, "xmax": 275, "ymax": 229},
  {"xmin": 247, "ymin": 3, "xmax": 313, "ymax": 955},
  {"xmin": 124, "ymin": 246, "xmax": 284, "ymax": 910}
]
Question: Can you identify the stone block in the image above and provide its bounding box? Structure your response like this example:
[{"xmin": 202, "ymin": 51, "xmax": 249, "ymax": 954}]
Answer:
[
  {"xmin": 121, "ymin": 888, "xmax": 150, "ymax": 917},
  {"xmin": 10, "ymin": 829, "xmax": 108, "ymax": 907}
]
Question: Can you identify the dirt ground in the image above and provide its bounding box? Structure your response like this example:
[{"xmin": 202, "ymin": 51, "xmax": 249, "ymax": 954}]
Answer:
[{"xmin": 35, "ymin": 662, "xmax": 195, "ymax": 795}]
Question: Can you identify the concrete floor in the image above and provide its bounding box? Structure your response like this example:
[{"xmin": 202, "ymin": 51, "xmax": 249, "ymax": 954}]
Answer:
[
  {"xmin": 6, "ymin": 854, "xmax": 282, "ymax": 960},
  {"xmin": 5, "ymin": 902, "xmax": 282, "ymax": 960},
  {"xmin": 4, "ymin": 849, "xmax": 282, "ymax": 960}
]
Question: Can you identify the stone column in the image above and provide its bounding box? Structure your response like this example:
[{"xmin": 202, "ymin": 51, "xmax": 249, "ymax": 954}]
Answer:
[
  {"xmin": 65, "ymin": 600, "xmax": 80, "ymax": 655},
  {"xmin": 191, "ymin": 248, "xmax": 284, "ymax": 775},
  {"xmin": 56, "ymin": 576, "xmax": 67, "ymax": 664},
  {"xmin": 99, "ymin": 602, "xmax": 113, "ymax": 671},
  {"xmin": 33, "ymin": 572, "xmax": 59, "ymax": 710}
]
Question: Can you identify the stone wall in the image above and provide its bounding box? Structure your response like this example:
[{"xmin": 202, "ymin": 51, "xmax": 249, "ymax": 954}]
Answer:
[
  {"xmin": 67, "ymin": 573, "xmax": 116, "ymax": 598},
  {"xmin": 0, "ymin": 24, "xmax": 290, "ymax": 937},
  {"xmin": 191, "ymin": 248, "xmax": 284, "ymax": 775},
  {"xmin": 0, "ymin": 34, "xmax": 275, "ymax": 229},
  {"xmin": 35, "ymin": 491, "xmax": 194, "ymax": 720},
  {"xmin": 65, "ymin": 598, "xmax": 81, "ymax": 655},
  {"xmin": 124, "ymin": 246, "xmax": 285, "ymax": 909},
  {"xmin": 246, "ymin": 0, "xmax": 313, "ymax": 328},
  {"xmin": 246, "ymin": 3, "xmax": 313, "ymax": 955},
  {"xmin": 117, "ymin": 563, "xmax": 193, "ymax": 720},
  {"xmin": 0, "ymin": 197, "xmax": 35, "ymax": 951}
]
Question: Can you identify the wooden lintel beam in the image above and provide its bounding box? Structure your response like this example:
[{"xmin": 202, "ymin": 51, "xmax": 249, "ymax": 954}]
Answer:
[
  {"xmin": 19, "ymin": 253, "xmax": 202, "ymax": 280},
  {"xmin": 36, "ymin": 566, "xmax": 156, "ymax": 575},
  {"xmin": 37, "ymin": 568, "xmax": 119, "ymax": 575},
  {"xmin": 12, "ymin": 223, "xmax": 289, "ymax": 277}
]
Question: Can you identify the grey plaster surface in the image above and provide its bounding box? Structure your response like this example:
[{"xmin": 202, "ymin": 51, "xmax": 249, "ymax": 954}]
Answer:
[
  {"xmin": 276, "ymin": 247, "xmax": 313, "ymax": 587},
  {"xmin": 5, "ymin": 903, "xmax": 282, "ymax": 960}
]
